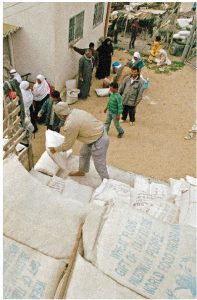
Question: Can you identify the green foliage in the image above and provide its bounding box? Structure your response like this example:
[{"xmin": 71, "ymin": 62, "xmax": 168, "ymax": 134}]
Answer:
[{"xmin": 144, "ymin": 59, "xmax": 185, "ymax": 74}]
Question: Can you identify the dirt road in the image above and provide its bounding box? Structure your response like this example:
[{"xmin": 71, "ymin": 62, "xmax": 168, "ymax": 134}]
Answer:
[{"xmin": 32, "ymin": 49, "xmax": 196, "ymax": 181}]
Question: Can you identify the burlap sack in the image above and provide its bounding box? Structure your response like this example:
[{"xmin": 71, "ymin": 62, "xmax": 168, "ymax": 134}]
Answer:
[
  {"xmin": 4, "ymin": 155, "xmax": 87, "ymax": 260},
  {"xmin": 4, "ymin": 236, "xmax": 66, "ymax": 299},
  {"xmin": 83, "ymin": 203, "xmax": 196, "ymax": 299},
  {"xmin": 64, "ymin": 253, "xmax": 144, "ymax": 299}
]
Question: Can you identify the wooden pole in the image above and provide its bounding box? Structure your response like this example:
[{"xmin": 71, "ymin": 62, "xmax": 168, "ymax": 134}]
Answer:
[
  {"xmin": 182, "ymin": 16, "xmax": 196, "ymax": 61},
  {"xmin": 104, "ymin": 2, "xmax": 112, "ymax": 37},
  {"xmin": 186, "ymin": 28, "xmax": 196, "ymax": 60}
]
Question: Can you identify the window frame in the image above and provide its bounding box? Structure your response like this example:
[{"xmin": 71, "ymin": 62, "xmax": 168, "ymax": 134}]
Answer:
[
  {"xmin": 69, "ymin": 10, "xmax": 85, "ymax": 44},
  {"xmin": 93, "ymin": 2, "xmax": 104, "ymax": 28}
]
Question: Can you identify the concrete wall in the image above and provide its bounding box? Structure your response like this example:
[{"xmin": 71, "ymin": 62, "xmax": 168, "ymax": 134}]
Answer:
[{"xmin": 3, "ymin": 2, "xmax": 107, "ymax": 90}]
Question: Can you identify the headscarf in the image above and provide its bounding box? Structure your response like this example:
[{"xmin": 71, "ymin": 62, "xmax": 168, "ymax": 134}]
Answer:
[
  {"xmin": 98, "ymin": 38, "xmax": 113, "ymax": 57},
  {"xmin": 33, "ymin": 74, "xmax": 50, "ymax": 101},
  {"xmin": 54, "ymin": 102, "xmax": 71, "ymax": 116},
  {"xmin": 20, "ymin": 81, "xmax": 33, "ymax": 114},
  {"xmin": 10, "ymin": 69, "xmax": 22, "ymax": 83},
  {"xmin": 132, "ymin": 52, "xmax": 141, "ymax": 63}
]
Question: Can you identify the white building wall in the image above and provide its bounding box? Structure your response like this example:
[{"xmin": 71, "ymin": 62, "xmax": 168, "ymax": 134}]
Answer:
[
  {"xmin": 3, "ymin": 2, "xmax": 107, "ymax": 90},
  {"xmin": 3, "ymin": 2, "xmax": 56, "ymax": 84},
  {"xmin": 54, "ymin": 2, "xmax": 107, "ymax": 90}
]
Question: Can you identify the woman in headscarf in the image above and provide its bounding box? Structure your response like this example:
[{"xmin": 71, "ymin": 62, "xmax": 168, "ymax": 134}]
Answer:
[
  {"xmin": 155, "ymin": 49, "xmax": 171, "ymax": 66},
  {"xmin": 20, "ymin": 81, "xmax": 37, "ymax": 132},
  {"xmin": 96, "ymin": 38, "xmax": 114, "ymax": 80},
  {"xmin": 130, "ymin": 52, "xmax": 144, "ymax": 70},
  {"xmin": 33, "ymin": 74, "xmax": 50, "ymax": 122}
]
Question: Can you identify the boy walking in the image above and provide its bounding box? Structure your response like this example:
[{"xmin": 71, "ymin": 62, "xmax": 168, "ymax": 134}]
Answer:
[{"xmin": 104, "ymin": 82, "xmax": 124, "ymax": 138}]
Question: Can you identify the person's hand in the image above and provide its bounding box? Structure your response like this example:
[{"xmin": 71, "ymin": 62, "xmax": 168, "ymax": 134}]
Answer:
[
  {"xmin": 104, "ymin": 108, "xmax": 107, "ymax": 113},
  {"xmin": 48, "ymin": 147, "xmax": 57, "ymax": 154},
  {"xmin": 37, "ymin": 112, "xmax": 42, "ymax": 118},
  {"xmin": 79, "ymin": 77, "xmax": 83, "ymax": 82},
  {"xmin": 116, "ymin": 115, "xmax": 120, "ymax": 120}
]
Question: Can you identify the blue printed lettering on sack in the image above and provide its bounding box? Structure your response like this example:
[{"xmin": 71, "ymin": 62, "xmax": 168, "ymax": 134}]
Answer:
[{"xmin": 30, "ymin": 280, "xmax": 46, "ymax": 299}]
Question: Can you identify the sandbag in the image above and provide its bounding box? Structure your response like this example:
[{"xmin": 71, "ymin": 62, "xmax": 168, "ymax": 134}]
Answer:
[
  {"xmin": 64, "ymin": 253, "xmax": 144, "ymax": 299},
  {"xmin": 4, "ymin": 236, "xmax": 66, "ymax": 299},
  {"xmin": 4, "ymin": 155, "xmax": 87, "ymax": 260},
  {"xmin": 34, "ymin": 151, "xmax": 59, "ymax": 176},
  {"xmin": 91, "ymin": 178, "xmax": 132, "ymax": 206},
  {"xmin": 83, "ymin": 204, "xmax": 196, "ymax": 299}
]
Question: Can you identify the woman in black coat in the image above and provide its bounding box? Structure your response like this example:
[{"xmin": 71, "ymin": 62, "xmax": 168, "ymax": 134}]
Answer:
[{"xmin": 96, "ymin": 38, "xmax": 113, "ymax": 80}]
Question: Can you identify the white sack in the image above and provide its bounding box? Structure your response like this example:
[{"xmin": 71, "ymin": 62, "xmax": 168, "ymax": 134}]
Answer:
[
  {"xmin": 4, "ymin": 155, "xmax": 87, "ymax": 259},
  {"xmin": 29, "ymin": 168, "xmax": 51, "ymax": 185},
  {"xmin": 47, "ymin": 175, "xmax": 65, "ymax": 193},
  {"xmin": 95, "ymin": 88, "xmax": 110, "ymax": 97},
  {"xmin": 63, "ymin": 177, "xmax": 93, "ymax": 204},
  {"xmin": 45, "ymin": 129, "xmax": 65, "ymax": 148},
  {"xmin": 91, "ymin": 178, "xmax": 131, "ymax": 206},
  {"xmin": 34, "ymin": 151, "xmax": 59, "ymax": 176},
  {"xmin": 149, "ymin": 182, "xmax": 171, "ymax": 200},
  {"xmin": 131, "ymin": 190, "xmax": 179, "ymax": 223},
  {"xmin": 45, "ymin": 130, "xmax": 72, "ymax": 171},
  {"xmin": 134, "ymin": 175, "xmax": 150, "ymax": 193},
  {"xmin": 65, "ymin": 253, "xmax": 144, "ymax": 299},
  {"xmin": 4, "ymin": 236, "xmax": 66, "ymax": 299},
  {"xmin": 83, "ymin": 204, "xmax": 196, "ymax": 299}
]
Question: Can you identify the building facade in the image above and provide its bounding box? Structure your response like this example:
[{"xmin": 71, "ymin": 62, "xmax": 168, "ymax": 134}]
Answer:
[{"xmin": 3, "ymin": 2, "xmax": 108, "ymax": 90}]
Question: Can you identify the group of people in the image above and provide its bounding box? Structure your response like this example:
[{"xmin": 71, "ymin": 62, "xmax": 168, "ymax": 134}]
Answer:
[
  {"xmin": 3, "ymin": 34, "xmax": 171, "ymax": 183},
  {"xmin": 3, "ymin": 70, "xmax": 63, "ymax": 134},
  {"xmin": 70, "ymin": 38, "xmax": 114, "ymax": 99}
]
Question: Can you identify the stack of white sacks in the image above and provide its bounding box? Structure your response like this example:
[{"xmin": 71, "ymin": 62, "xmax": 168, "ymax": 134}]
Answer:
[{"xmin": 3, "ymin": 130, "xmax": 197, "ymax": 299}]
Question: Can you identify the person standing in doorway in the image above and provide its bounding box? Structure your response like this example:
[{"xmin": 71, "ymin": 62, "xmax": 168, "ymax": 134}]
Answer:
[
  {"xmin": 129, "ymin": 18, "xmax": 139, "ymax": 49},
  {"xmin": 48, "ymin": 102, "xmax": 109, "ymax": 180},
  {"xmin": 104, "ymin": 82, "xmax": 124, "ymax": 138},
  {"xmin": 119, "ymin": 66, "xmax": 144, "ymax": 126}
]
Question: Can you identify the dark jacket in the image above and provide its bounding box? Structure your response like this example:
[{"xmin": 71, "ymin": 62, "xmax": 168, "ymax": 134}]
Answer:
[{"xmin": 39, "ymin": 97, "xmax": 64, "ymax": 130}]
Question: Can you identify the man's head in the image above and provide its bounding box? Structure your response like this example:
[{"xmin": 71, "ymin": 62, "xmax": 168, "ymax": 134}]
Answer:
[
  {"xmin": 51, "ymin": 90, "xmax": 60, "ymax": 102},
  {"xmin": 156, "ymin": 35, "xmax": 161, "ymax": 42},
  {"xmin": 54, "ymin": 102, "xmax": 71, "ymax": 120},
  {"xmin": 10, "ymin": 69, "xmax": 17, "ymax": 79},
  {"xmin": 85, "ymin": 49, "xmax": 92, "ymax": 58},
  {"xmin": 89, "ymin": 42, "xmax": 95, "ymax": 50},
  {"xmin": 109, "ymin": 81, "xmax": 119, "ymax": 93},
  {"xmin": 131, "ymin": 66, "xmax": 140, "ymax": 80}
]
